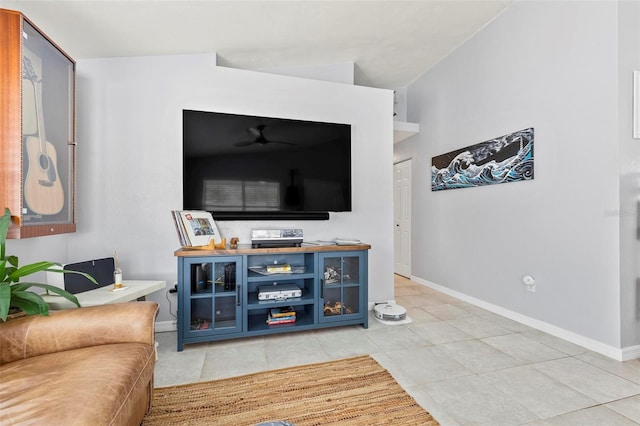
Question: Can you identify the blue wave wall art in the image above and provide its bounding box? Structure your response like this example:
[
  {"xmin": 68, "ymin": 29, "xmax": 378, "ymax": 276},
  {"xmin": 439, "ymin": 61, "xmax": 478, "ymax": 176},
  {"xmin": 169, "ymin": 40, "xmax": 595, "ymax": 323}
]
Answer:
[{"xmin": 431, "ymin": 128, "xmax": 534, "ymax": 191}]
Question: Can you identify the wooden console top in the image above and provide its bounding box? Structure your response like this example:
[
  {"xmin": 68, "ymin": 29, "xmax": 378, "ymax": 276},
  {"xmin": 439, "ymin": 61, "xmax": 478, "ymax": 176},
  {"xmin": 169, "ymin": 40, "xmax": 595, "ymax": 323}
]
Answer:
[{"xmin": 174, "ymin": 243, "xmax": 371, "ymax": 257}]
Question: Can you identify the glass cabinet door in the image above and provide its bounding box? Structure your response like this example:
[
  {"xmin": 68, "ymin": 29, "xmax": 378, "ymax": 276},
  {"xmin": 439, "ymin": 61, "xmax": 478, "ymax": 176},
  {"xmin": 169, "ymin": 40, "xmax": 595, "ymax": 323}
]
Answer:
[
  {"xmin": 21, "ymin": 19, "xmax": 75, "ymax": 227},
  {"xmin": 180, "ymin": 256, "xmax": 242, "ymax": 346},
  {"xmin": 319, "ymin": 252, "xmax": 365, "ymax": 322}
]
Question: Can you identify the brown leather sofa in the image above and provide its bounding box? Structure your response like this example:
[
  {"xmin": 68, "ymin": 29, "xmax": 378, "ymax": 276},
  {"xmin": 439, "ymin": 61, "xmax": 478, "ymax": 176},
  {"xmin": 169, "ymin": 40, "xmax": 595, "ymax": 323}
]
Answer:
[{"xmin": 0, "ymin": 302, "xmax": 158, "ymax": 425}]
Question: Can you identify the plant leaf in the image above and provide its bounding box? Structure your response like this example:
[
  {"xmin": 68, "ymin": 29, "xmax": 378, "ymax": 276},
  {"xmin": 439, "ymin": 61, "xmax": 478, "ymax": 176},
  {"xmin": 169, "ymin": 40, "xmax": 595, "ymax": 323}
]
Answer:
[
  {"xmin": 0, "ymin": 282, "xmax": 11, "ymax": 321},
  {"xmin": 18, "ymin": 283, "xmax": 80, "ymax": 307},
  {"xmin": 7, "ymin": 261, "xmax": 56, "ymax": 281},
  {"xmin": 9, "ymin": 283, "xmax": 30, "ymax": 292},
  {"xmin": 47, "ymin": 268, "xmax": 99, "ymax": 285},
  {"xmin": 11, "ymin": 290, "xmax": 49, "ymax": 316},
  {"xmin": 11, "ymin": 282, "xmax": 80, "ymax": 307}
]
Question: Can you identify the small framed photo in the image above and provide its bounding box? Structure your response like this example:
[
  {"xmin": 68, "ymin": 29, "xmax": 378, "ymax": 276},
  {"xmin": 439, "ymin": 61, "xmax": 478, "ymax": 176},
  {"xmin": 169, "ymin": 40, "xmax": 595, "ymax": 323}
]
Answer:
[{"xmin": 177, "ymin": 210, "xmax": 222, "ymax": 247}]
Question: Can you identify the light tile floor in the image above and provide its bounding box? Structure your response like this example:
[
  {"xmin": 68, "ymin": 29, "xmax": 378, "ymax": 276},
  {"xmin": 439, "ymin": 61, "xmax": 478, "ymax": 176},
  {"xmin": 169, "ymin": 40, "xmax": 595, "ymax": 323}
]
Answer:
[{"xmin": 154, "ymin": 275, "xmax": 640, "ymax": 426}]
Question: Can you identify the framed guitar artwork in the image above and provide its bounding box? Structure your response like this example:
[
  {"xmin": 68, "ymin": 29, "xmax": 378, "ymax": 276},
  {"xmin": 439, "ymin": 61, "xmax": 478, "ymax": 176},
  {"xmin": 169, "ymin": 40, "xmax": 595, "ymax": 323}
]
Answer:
[
  {"xmin": 0, "ymin": 9, "xmax": 76, "ymax": 238},
  {"xmin": 22, "ymin": 50, "xmax": 65, "ymax": 216}
]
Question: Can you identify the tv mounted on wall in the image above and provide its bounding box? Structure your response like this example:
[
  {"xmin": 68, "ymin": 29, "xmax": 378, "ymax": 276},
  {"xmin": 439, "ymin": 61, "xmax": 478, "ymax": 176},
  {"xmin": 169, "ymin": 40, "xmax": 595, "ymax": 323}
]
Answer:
[{"xmin": 183, "ymin": 110, "xmax": 352, "ymax": 220}]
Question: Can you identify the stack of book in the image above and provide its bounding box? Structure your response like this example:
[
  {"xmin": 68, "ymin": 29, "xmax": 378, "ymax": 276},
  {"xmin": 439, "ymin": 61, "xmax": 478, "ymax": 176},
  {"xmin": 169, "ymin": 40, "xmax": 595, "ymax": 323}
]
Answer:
[{"xmin": 266, "ymin": 306, "xmax": 296, "ymax": 326}]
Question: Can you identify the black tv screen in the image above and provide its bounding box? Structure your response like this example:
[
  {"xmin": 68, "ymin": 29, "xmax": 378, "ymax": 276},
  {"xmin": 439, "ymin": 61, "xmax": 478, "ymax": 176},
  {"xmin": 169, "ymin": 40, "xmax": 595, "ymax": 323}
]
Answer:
[{"xmin": 183, "ymin": 110, "xmax": 352, "ymax": 220}]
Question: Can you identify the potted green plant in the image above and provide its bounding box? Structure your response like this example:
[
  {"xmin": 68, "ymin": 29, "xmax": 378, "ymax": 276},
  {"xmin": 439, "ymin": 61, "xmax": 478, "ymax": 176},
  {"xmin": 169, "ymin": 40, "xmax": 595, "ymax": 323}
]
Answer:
[{"xmin": 0, "ymin": 208, "xmax": 96, "ymax": 321}]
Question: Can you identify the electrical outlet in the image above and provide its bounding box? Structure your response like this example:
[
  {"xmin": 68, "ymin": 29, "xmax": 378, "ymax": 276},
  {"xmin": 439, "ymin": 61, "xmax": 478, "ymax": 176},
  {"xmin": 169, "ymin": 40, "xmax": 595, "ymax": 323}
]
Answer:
[
  {"xmin": 523, "ymin": 275, "xmax": 536, "ymax": 293},
  {"xmin": 169, "ymin": 284, "xmax": 178, "ymax": 293}
]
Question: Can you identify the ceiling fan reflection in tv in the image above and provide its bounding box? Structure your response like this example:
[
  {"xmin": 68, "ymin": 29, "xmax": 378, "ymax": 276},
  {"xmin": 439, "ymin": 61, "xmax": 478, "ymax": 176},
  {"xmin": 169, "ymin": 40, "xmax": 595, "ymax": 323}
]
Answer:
[{"xmin": 233, "ymin": 124, "xmax": 297, "ymax": 147}]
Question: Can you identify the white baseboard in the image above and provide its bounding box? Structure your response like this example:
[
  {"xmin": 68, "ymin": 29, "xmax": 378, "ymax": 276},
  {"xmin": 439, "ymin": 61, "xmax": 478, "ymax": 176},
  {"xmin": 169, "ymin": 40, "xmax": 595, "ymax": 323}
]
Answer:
[
  {"xmin": 411, "ymin": 275, "xmax": 637, "ymax": 362},
  {"xmin": 155, "ymin": 320, "xmax": 178, "ymax": 333},
  {"xmin": 621, "ymin": 345, "xmax": 640, "ymax": 361}
]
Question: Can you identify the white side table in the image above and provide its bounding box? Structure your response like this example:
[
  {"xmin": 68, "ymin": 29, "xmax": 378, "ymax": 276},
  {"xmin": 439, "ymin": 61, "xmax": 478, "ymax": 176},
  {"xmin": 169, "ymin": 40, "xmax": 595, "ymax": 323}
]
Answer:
[{"xmin": 42, "ymin": 280, "xmax": 166, "ymax": 310}]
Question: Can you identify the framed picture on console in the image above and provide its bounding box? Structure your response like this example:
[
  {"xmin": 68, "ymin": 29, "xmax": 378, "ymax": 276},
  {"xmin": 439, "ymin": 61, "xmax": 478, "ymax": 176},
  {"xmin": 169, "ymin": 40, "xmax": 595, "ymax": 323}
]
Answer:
[{"xmin": 173, "ymin": 210, "xmax": 222, "ymax": 247}]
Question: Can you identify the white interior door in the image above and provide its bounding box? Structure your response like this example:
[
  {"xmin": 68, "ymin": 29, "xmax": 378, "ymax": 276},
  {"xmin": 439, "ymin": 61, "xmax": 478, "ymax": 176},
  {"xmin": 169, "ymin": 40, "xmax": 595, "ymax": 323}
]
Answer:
[{"xmin": 393, "ymin": 159, "xmax": 412, "ymax": 277}]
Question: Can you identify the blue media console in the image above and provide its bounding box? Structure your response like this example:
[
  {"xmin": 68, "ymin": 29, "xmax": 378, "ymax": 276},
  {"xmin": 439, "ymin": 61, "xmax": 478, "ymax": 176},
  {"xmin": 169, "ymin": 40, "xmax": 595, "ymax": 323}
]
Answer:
[{"xmin": 174, "ymin": 244, "xmax": 370, "ymax": 351}]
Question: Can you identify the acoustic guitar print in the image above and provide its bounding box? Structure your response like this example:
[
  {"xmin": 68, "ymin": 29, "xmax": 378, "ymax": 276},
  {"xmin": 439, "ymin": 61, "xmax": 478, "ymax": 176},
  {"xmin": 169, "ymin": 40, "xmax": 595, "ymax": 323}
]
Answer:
[{"xmin": 22, "ymin": 56, "xmax": 64, "ymax": 215}]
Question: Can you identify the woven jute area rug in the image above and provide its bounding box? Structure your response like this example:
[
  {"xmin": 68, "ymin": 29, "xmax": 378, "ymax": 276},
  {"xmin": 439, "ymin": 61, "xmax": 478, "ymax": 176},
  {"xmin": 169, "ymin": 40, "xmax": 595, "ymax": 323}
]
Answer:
[{"xmin": 143, "ymin": 355, "xmax": 439, "ymax": 425}]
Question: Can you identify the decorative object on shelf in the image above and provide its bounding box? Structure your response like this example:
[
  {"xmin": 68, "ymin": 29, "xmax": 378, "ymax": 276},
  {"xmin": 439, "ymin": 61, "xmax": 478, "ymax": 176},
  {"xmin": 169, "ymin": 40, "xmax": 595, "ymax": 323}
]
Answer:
[
  {"xmin": 1, "ymin": 9, "xmax": 77, "ymax": 238},
  {"xmin": 113, "ymin": 249, "xmax": 123, "ymax": 290},
  {"xmin": 229, "ymin": 237, "xmax": 239, "ymax": 249},
  {"xmin": 323, "ymin": 266, "xmax": 340, "ymax": 284},
  {"xmin": 171, "ymin": 210, "xmax": 223, "ymax": 248},
  {"xmin": 432, "ymin": 127, "xmax": 534, "ymax": 191},
  {"xmin": 323, "ymin": 301, "xmax": 353, "ymax": 316},
  {"xmin": 0, "ymin": 208, "xmax": 96, "ymax": 321},
  {"xmin": 634, "ymin": 71, "xmax": 639, "ymax": 139}
]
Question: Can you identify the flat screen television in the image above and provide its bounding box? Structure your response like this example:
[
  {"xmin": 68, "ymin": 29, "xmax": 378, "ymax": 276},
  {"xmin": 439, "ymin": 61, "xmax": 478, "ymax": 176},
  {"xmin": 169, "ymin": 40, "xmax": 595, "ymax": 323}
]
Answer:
[{"xmin": 183, "ymin": 110, "xmax": 352, "ymax": 220}]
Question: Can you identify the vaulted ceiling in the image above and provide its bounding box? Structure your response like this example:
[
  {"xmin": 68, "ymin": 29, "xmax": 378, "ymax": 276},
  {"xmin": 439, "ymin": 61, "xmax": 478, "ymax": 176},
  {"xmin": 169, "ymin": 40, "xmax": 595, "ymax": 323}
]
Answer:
[{"xmin": 1, "ymin": 0, "xmax": 511, "ymax": 89}]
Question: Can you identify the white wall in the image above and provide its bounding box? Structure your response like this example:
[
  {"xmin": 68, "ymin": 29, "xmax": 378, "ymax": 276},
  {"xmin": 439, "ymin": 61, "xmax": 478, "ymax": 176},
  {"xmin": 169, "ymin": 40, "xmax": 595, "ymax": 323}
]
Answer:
[
  {"xmin": 617, "ymin": 0, "xmax": 640, "ymax": 350},
  {"xmin": 397, "ymin": 0, "xmax": 631, "ymax": 354},
  {"xmin": 70, "ymin": 54, "xmax": 394, "ymax": 322},
  {"xmin": 253, "ymin": 61, "xmax": 355, "ymax": 85}
]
